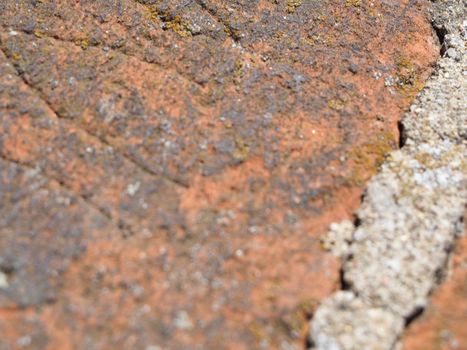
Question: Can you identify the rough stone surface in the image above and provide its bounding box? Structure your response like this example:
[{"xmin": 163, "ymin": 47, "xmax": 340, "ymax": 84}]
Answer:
[
  {"xmin": 311, "ymin": 292, "xmax": 404, "ymax": 350},
  {"xmin": 0, "ymin": 0, "xmax": 440, "ymax": 349},
  {"xmin": 321, "ymin": 220, "xmax": 354, "ymax": 259},
  {"xmin": 310, "ymin": 1, "xmax": 466, "ymax": 349},
  {"xmin": 403, "ymin": 2, "xmax": 466, "ymax": 144},
  {"xmin": 402, "ymin": 231, "xmax": 467, "ymax": 350}
]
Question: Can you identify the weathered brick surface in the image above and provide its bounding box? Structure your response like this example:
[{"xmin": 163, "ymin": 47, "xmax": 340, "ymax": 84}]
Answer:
[{"xmin": 0, "ymin": 0, "xmax": 438, "ymax": 348}]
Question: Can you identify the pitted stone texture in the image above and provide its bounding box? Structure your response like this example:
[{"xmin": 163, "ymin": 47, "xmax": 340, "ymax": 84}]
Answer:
[
  {"xmin": 311, "ymin": 0, "xmax": 467, "ymax": 348},
  {"xmin": 402, "ymin": 233, "xmax": 467, "ymax": 349},
  {"xmin": 311, "ymin": 292, "xmax": 404, "ymax": 350},
  {"xmin": 402, "ymin": 1, "xmax": 466, "ymax": 143},
  {"xmin": 321, "ymin": 220, "xmax": 354, "ymax": 259},
  {"xmin": 345, "ymin": 141, "xmax": 466, "ymax": 318}
]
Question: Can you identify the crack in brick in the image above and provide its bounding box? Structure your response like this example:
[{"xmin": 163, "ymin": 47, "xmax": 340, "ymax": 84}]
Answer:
[
  {"xmin": 0, "ymin": 45, "xmax": 185, "ymax": 237},
  {"xmin": 193, "ymin": 0, "xmax": 242, "ymax": 42},
  {"xmin": 0, "ymin": 161, "xmax": 48, "ymax": 213},
  {"xmin": 0, "ymin": 24, "xmax": 206, "ymax": 90},
  {"xmin": 0, "ymin": 42, "xmax": 189, "ymax": 192},
  {"xmin": 0, "ymin": 151, "xmax": 132, "ymax": 237}
]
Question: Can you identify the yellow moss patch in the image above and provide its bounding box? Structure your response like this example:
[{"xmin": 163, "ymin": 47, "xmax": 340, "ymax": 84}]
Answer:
[
  {"xmin": 33, "ymin": 30, "xmax": 44, "ymax": 38},
  {"xmin": 328, "ymin": 98, "xmax": 346, "ymax": 110},
  {"xmin": 79, "ymin": 37, "xmax": 89, "ymax": 50},
  {"xmin": 148, "ymin": 5, "xmax": 192, "ymax": 37},
  {"xmin": 282, "ymin": 298, "xmax": 319, "ymax": 334},
  {"xmin": 345, "ymin": 0, "xmax": 362, "ymax": 7},
  {"xmin": 287, "ymin": 0, "xmax": 302, "ymax": 13},
  {"xmin": 395, "ymin": 56, "xmax": 424, "ymax": 95},
  {"xmin": 347, "ymin": 130, "xmax": 396, "ymax": 185},
  {"xmin": 233, "ymin": 136, "xmax": 250, "ymax": 162},
  {"xmin": 233, "ymin": 58, "xmax": 244, "ymax": 79},
  {"xmin": 165, "ymin": 15, "xmax": 192, "ymax": 37}
]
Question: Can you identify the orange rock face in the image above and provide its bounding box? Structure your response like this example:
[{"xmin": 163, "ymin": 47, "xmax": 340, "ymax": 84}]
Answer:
[{"xmin": 0, "ymin": 0, "xmax": 438, "ymax": 348}]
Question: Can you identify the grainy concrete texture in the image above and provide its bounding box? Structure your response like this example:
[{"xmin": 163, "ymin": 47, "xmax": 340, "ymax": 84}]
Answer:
[
  {"xmin": 402, "ymin": 231, "xmax": 467, "ymax": 349},
  {"xmin": 310, "ymin": 1, "xmax": 466, "ymax": 349}
]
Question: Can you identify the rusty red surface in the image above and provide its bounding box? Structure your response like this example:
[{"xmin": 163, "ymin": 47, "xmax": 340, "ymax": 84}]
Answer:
[{"xmin": 0, "ymin": 0, "xmax": 438, "ymax": 348}]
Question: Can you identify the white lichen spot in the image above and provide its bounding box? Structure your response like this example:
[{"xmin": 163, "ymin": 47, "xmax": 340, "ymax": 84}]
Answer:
[
  {"xmin": 126, "ymin": 181, "xmax": 141, "ymax": 196},
  {"xmin": 174, "ymin": 311, "xmax": 194, "ymax": 330}
]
